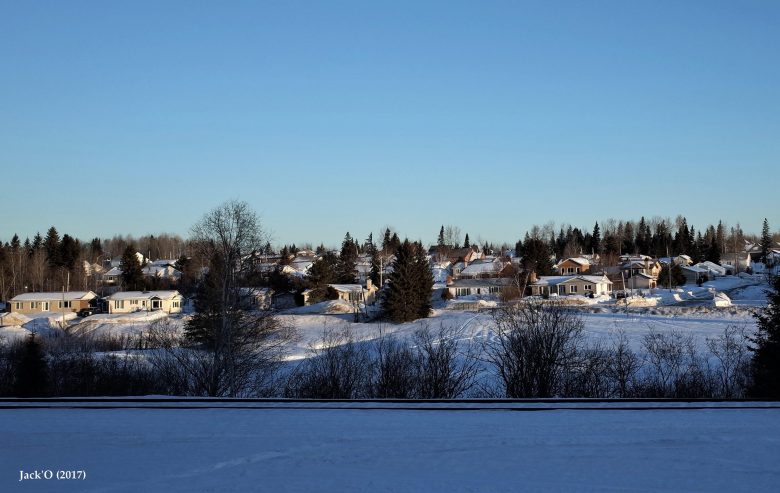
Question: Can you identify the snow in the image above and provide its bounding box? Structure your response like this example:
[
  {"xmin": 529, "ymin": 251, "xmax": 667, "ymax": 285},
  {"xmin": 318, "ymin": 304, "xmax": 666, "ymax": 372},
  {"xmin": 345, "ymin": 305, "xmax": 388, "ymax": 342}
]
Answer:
[
  {"xmin": 10, "ymin": 291, "xmax": 96, "ymax": 302},
  {"xmin": 2, "ymin": 402, "xmax": 779, "ymax": 492},
  {"xmin": 107, "ymin": 290, "xmax": 181, "ymax": 301}
]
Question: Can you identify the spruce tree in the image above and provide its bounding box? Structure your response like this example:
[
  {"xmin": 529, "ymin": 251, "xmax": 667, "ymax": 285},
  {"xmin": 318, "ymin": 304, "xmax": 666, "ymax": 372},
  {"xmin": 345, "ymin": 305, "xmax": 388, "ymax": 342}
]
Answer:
[
  {"xmin": 338, "ymin": 232, "xmax": 357, "ymax": 283},
  {"xmin": 382, "ymin": 240, "xmax": 433, "ymax": 322},
  {"xmin": 516, "ymin": 234, "xmax": 554, "ymax": 276},
  {"xmin": 120, "ymin": 245, "xmax": 145, "ymax": 290},
  {"xmin": 760, "ymin": 218, "xmax": 772, "ymax": 266},
  {"xmin": 463, "ymin": 233, "xmax": 470, "ymax": 249},
  {"xmin": 437, "ymin": 225, "xmax": 445, "ymax": 247},
  {"xmin": 44, "ymin": 226, "xmax": 61, "ymax": 268},
  {"xmin": 591, "ymin": 222, "xmax": 601, "ymax": 255},
  {"xmin": 749, "ymin": 275, "xmax": 780, "ymax": 398}
]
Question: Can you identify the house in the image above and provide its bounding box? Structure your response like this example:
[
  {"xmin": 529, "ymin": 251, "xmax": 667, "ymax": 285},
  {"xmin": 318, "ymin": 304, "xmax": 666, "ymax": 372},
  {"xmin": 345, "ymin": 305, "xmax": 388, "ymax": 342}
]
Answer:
[
  {"xmin": 458, "ymin": 258, "xmax": 507, "ymax": 279},
  {"xmin": 238, "ymin": 287, "xmax": 273, "ymax": 310},
  {"xmin": 142, "ymin": 264, "xmax": 182, "ymax": 282},
  {"xmin": 659, "ymin": 255, "xmax": 693, "ymax": 267},
  {"xmin": 621, "ymin": 258, "xmax": 662, "ymax": 279},
  {"xmin": 681, "ymin": 266, "xmax": 708, "ymax": 285},
  {"xmin": 555, "ymin": 257, "xmax": 591, "ymax": 275},
  {"xmin": 106, "ymin": 290, "xmax": 184, "ymax": 314},
  {"xmin": 447, "ymin": 278, "xmax": 515, "ymax": 298},
  {"xmin": 9, "ymin": 291, "xmax": 98, "ymax": 314},
  {"xmin": 327, "ymin": 281, "xmax": 378, "ymax": 305},
  {"xmin": 529, "ymin": 275, "xmax": 613, "ymax": 297},
  {"xmin": 610, "ymin": 272, "xmax": 657, "ymax": 291},
  {"xmin": 102, "ymin": 266, "xmax": 123, "ymax": 285},
  {"xmin": 695, "ymin": 261, "xmax": 727, "ymax": 278},
  {"xmin": 721, "ymin": 252, "xmax": 752, "ymax": 273}
]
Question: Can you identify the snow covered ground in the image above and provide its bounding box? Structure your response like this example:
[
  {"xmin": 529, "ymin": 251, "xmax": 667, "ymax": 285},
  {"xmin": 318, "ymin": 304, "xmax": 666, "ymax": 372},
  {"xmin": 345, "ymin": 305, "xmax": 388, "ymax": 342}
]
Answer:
[{"xmin": 1, "ymin": 402, "xmax": 779, "ymax": 492}]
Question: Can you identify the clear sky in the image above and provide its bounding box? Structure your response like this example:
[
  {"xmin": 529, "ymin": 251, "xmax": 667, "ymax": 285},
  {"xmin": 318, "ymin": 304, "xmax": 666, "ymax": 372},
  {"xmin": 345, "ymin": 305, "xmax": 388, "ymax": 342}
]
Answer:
[{"xmin": 2, "ymin": 1, "xmax": 778, "ymax": 248}]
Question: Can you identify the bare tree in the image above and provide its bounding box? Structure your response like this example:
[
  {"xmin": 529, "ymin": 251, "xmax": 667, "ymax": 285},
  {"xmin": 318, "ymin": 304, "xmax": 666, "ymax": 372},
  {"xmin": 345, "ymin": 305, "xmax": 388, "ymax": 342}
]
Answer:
[
  {"xmin": 486, "ymin": 301, "xmax": 584, "ymax": 397},
  {"xmin": 412, "ymin": 323, "xmax": 481, "ymax": 398},
  {"xmin": 605, "ymin": 330, "xmax": 642, "ymax": 397},
  {"xmin": 707, "ymin": 325, "xmax": 751, "ymax": 398},
  {"xmin": 286, "ymin": 327, "xmax": 373, "ymax": 399}
]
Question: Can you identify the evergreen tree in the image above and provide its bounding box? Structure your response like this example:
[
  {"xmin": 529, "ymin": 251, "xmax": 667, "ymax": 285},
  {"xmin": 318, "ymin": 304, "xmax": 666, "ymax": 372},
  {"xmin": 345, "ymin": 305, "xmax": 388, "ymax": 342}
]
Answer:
[
  {"xmin": 382, "ymin": 240, "xmax": 433, "ymax": 322},
  {"xmin": 463, "ymin": 233, "xmax": 470, "ymax": 249},
  {"xmin": 279, "ymin": 246, "xmax": 291, "ymax": 265},
  {"xmin": 120, "ymin": 245, "xmax": 144, "ymax": 290},
  {"xmin": 437, "ymin": 225, "xmax": 445, "ymax": 247},
  {"xmin": 382, "ymin": 228, "xmax": 392, "ymax": 253},
  {"xmin": 516, "ymin": 234, "xmax": 554, "ymax": 276},
  {"xmin": 749, "ymin": 275, "xmax": 780, "ymax": 398},
  {"xmin": 591, "ymin": 222, "xmax": 601, "ymax": 255},
  {"xmin": 13, "ymin": 334, "xmax": 48, "ymax": 397},
  {"xmin": 31, "ymin": 232, "xmax": 43, "ymax": 252},
  {"xmin": 390, "ymin": 233, "xmax": 401, "ymax": 253},
  {"xmin": 338, "ymin": 232, "xmax": 357, "ymax": 283},
  {"xmin": 760, "ymin": 218, "xmax": 772, "ymax": 266},
  {"xmin": 365, "ymin": 233, "xmax": 381, "ymax": 287},
  {"xmin": 184, "ymin": 253, "xmax": 225, "ymax": 347},
  {"xmin": 59, "ymin": 234, "xmax": 80, "ymax": 272},
  {"xmin": 44, "ymin": 226, "xmax": 61, "ymax": 268},
  {"xmin": 306, "ymin": 252, "xmax": 340, "ymax": 303},
  {"xmin": 623, "ymin": 222, "xmax": 635, "ymax": 255},
  {"xmin": 89, "ymin": 238, "xmax": 103, "ymax": 261}
]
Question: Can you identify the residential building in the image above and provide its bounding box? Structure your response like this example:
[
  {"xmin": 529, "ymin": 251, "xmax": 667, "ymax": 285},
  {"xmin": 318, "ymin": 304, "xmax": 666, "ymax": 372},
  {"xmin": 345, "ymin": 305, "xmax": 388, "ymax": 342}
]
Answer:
[
  {"xmin": 9, "ymin": 291, "xmax": 98, "ymax": 314},
  {"xmin": 106, "ymin": 290, "xmax": 184, "ymax": 314}
]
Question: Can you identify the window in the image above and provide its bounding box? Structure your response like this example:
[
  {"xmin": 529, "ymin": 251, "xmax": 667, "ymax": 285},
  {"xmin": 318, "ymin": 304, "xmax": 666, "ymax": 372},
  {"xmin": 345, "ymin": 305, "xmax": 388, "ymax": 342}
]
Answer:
[
  {"xmin": 116, "ymin": 300, "xmax": 125, "ymax": 309},
  {"xmin": 15, "ymin": 302, "xmax": 22, "ymax": 310},
  {"xmin": 30, "ymin": 302, "xmax": 38, "ymax": 309},
  {"xmin": 570, "ymin": 285, "xmax": 578, "ymax": 293},
  {"xmin": 57, "ymin": 301, "xmax": 71, "ymax": 309},
  {"xmin": 584, "ymin": 284, "xmax": 592, "ymax": 291}
]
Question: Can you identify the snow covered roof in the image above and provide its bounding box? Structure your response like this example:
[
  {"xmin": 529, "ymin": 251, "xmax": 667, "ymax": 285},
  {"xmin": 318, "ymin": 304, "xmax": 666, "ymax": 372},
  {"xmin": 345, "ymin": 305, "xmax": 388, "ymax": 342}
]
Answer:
[
  {"xmin": 104, "ymin": 267, "xmax": 122, "ymax": 276},
  {"xmin": 532, "ymin": 276, "xmax": 572, "ymax": 286},
  {"xmin": 448, "ymin": 278, "xmax": 514, "ymax": 288},
  {"xmin": 561, "ymin": 275, "xmax": 612, "ymax": 285},
  {"xmin": 107, "ymin": 290, "xmax": 182, "ymax": 301},
  {"xmin": 11, "ymin": 291, "xmax": 97, "ymax": 302},
  {"xmin": 460, "ymin": 261, "xmax": 503, "ymax": 276},
  {"xmin": 328, "ymin": 284, "xmax": 370, "ymax": 293},
  {"xmin": 682, "ymin": 266, "xmax": 708, "ymax": 274},
  {"xmin": 557, "ymin": 257, "xmax": 590, "ymax": 266}
]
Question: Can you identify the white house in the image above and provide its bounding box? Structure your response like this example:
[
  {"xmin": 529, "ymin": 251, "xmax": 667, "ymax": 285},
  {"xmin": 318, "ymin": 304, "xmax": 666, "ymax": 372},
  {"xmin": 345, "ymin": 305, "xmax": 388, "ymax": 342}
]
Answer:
[
  {"xmin": 447, "ymin": 278, "xmax": 514, "ymax": 298},
  {"xmin": 106, "ymin": 290, "xmax": 184, "ymax": 314},
  {"xmin": 326, "ymin": 282, "xmax": 378, "ymax": 305}
]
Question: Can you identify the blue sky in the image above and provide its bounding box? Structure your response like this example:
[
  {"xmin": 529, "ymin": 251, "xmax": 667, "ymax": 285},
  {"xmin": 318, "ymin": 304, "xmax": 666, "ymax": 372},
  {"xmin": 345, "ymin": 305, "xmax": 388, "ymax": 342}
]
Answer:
[{"xmin": 2, "ymin": 1, "xmax": 778, "ymax": 247}]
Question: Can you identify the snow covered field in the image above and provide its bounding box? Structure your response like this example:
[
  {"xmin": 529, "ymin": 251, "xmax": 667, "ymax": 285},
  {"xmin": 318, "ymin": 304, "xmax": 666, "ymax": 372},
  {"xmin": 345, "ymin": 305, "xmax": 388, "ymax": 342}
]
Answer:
[{"xmin": 2, "ymin": 402, "xmax": 779, "ymax": 492}]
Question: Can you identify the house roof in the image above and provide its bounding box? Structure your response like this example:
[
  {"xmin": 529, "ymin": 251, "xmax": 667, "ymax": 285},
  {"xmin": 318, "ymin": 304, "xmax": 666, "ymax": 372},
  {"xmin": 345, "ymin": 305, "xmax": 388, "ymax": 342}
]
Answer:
[
  {"xmin": 560, "ymin": 275, "xmax": 612, "ymax": 285},
  {"xmin": 107, "ymin": 290, "xmax": 182, "ymax": 301},
  {"xmin": 533, "ymin": 275, "xmax": 611, "ymax": 286},
  {"xmin": 328, "ymin": 284, "xmax": 373, "ymax": 293},
  {"xmin": 459, "ymin": 261, "xmax": 503, "ymax": 276},
  {"xmin": 557, "ymin": 257, "xmax": 590, "ymax": 266},
  {"xmin": 11, "ymin": 291, "xmax": 97, "ymax": 302},
  {"xmin": 104, "ymin": 266, "xmax": 122, "ymax": 276},
  {"xmin": 448, "ymin": 278, "xmax": 514, "ymax": 288}
]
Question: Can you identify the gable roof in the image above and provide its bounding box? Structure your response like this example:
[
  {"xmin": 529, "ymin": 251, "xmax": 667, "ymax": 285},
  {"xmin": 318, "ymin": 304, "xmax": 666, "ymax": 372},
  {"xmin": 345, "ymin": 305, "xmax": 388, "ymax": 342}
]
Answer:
[
  {"xmin": 11, "ymin": 291, "xmax": 97, "ymax": 302},
  {"xmin": 107, "ymin": 290, "xmax": 182, "ymax": 301}
]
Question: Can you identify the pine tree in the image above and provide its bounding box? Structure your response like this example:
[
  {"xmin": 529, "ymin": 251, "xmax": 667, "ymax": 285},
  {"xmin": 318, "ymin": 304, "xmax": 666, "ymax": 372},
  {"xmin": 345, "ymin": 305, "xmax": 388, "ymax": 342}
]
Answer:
[
  {"xmin": 623, "ymin": 222, "xmax": 635, "ymax": 255},
  {"xmin": 760, "ymin": 218, "xmax": 772, "ymax": 266},
  {"xmin": 59, "ymin": 234, "xmax": 80, "ymax": 272},
  {"xmin": 382, "ymin": 240, "xmax": 433, "ymax": 322},
  {"xmin": 382, "ymin": 228, "xmax": 392, "ymax": 253},
  {"xmin": 13, "ymin": 334, "xmax": 48, "ymax": 397},
  {"xmin": 463, "ymin": 233, "xmax": 470, "ymax": 249},
  {"xmin": 120, "ymin": 245, "xmax": 144, "ymax": 290},
  {"xmin": 390, "ymin": 233, "xmax": 401, "ymax": 253},
  {"xmin": 437, "ymin": 225, "xmax": 445, "ymax": 247},
  {"xmin": 749, "ymin": 275, "xmax": 780, "ymax": 398}
]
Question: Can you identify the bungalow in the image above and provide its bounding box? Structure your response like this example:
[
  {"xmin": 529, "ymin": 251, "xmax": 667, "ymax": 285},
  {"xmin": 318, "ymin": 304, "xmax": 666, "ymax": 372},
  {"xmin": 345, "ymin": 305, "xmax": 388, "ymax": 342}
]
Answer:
[
  {"xmin": 529, "ymin": 275, "xmax": 612, "ymax": 297},
  {"xmin": 695, "ymin": 261, "xmax": 727, "ymax": 278},
  {"xmin": 681, "ymin": 266, "xmax": 708, "ymax": 285},
  {"xmin": 458, "ymin": 258, "xmax": 506, "ymax": 279},
  {"xmin": 238, "ymin": 287, "xmax": 273, "ymax": 310},
  {"xmin": 447, "ymin": 278, "xmax": 515, "ymax": 298},
  {"xmin": 9, "ymin": 291, "xmax": 98, "ymax": 314},
  {"xmin": 555, "ymin": 257, "xmax": 591, "ymax": 275},
  {"xmin": 142, "ymin": 264, "xmax": 182, "ymax": 282},
  {"xmin": 327, "ymin": 281, "xmax": 378, "ymax": 305},
  {"xmin": 106, "ymin": 290, "xmax": 184, "ymax": 314}
]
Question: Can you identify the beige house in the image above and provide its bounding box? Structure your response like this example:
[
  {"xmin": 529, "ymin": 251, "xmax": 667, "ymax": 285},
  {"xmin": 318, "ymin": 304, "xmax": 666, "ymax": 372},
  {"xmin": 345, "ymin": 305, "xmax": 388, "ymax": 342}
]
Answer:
[
  {"xmin": 555, "ymin": 257, "xmax": 591, "ymax": 275},
  {"xmin": 9, "ymin": 291, "xmax": 97, "ymax": 314},
  {"xmin": 327, "ymin": 282, "xmax": 378, "ymax": 305},
  {"xmin": 106, "ymin": 290, "xmax": 184, "ymax": 314},
  {"xmin": 530, "ymin": 275, "xmax": 612, "ymax": 297},
  {"xmin": 447, "ymin": 278, "xmax": 514, "ymax": 298}
]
